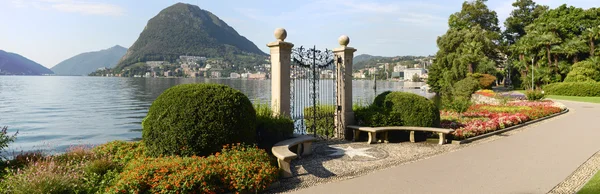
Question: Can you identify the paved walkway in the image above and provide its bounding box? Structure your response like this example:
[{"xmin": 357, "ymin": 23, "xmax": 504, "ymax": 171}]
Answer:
[{"xmin": 291, "ymin": 100, "xmax": 600, "ymax": 194}]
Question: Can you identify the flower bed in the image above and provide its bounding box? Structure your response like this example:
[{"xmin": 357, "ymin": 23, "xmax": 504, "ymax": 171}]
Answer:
[
  {"xmin": 475, "ymin": 89, "xmax": 496, "ymax": 97},
  {"xmin": 442, "ymin": 101, "xmax": 566, "ymax": 140}
]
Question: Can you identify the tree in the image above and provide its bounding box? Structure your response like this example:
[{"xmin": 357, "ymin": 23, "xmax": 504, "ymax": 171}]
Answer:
[
  {"xmin": 503, "ymin": 0, "xmax": 549, "ymax": 45},
  {"xmin": 585, "ymin": 26, "xmax": 600, "ymax": 56},
  {"xmin": 412, "ymin": 73, "xmax": 421, "ymax": 82},
  {"xmin": 428, "ymin": 0, "xmax": 501, "ymax": 93},
  {"xmin": 449, "ymin": 0, "xmax": 501, "ymax": 33}
]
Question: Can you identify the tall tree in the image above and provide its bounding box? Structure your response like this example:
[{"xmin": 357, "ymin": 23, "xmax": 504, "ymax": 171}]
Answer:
[{"xmin": 503, "ymin": 0, "xmax": 549, "ymax": 45}]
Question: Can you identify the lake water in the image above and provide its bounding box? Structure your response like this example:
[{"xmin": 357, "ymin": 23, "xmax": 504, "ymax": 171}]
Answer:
[{"xmin": 0, "ymin": 76, "xmax": 430, "ymax": 153}]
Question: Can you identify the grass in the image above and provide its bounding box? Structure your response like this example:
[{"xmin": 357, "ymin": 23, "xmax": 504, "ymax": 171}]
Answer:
[
  {"xmin": 546, "ymin": 95, "xmax": 600, "ymax": 104},
  {"xmin": 579, "ymin": 170, "xmax": 600, "ymax": 194}
]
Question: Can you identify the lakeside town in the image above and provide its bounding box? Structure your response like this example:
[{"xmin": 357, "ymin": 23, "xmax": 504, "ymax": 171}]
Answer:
[{"xmin": 92, "ymin": 55, "xmax": 433, "ymax": 82}]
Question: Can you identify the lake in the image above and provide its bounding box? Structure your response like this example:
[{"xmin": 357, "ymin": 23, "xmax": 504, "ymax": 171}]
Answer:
[{"xmin": 0, "ymin": 76, "xmax": 430, "ymax": 153}]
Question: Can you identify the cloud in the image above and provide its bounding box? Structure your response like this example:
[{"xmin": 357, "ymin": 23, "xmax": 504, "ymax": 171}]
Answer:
[{"xmin": 10, "ymin": 0, "xmax": 124, "ymax": 16}]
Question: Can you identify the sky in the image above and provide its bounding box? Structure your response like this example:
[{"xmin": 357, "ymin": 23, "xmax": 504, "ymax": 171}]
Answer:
[{"xmin": 0, "ymin": 0, "xmax": 599, "ymax": 68}]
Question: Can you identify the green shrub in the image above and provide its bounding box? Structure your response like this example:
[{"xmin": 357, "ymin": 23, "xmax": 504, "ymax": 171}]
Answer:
[
  {"xmin": 544, "ymin": 82, "xmax": 600, "ymax": 97},
  {"xmin": 108, "ymin": 144, "xmax": 278, "ymax": 194},
  {"xmin": 452, "ymin": 77, "xmax": 480, "ymax": 99},
  {"xmin": 304, "ymin": 105, "xmax": 336, "ymax": 137},
  {"xmin": 564, "ymin": 60, "xmax": 600, "ymax": 82},
  {"xmin": 470, "ymin": 73, "xmax": 497, "ymax": 89},
  {"xmin": 83, "ymin": 158, "xmax": 120, "ymax": 177},
  {"xmin": 372, "ymin": 91, "xmax": 392, "ymax": 108},
  {"xmin": 381, "ymin": 92, "xmax": 441, "ymax": 127},
  {"xmin": 254, "ymin": 103, "xmax": 294, "ymax": 150},
  {"xmin": 443, "ymin": 97, "xmax": 472, "ymax": 113},
  {"xmin": 92, "ymin": 141, "xmax": 146, "ymax": 165},
  {"xmin": 525, "ymin": 90, "xmax": 546, "ymax": 101},
  {"xmin": 0, "ymin": 126, "xmax": 17, "ymax": 159},
  {"xmin": 354, "ymin": 105, "xmax": 403, "ymax": 127},
  {"xmin": 142, "ymin": 83, "xmax": 257, "ymax": 157}
]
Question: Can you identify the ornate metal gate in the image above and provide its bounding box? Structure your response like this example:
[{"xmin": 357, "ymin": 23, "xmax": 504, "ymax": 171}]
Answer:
[{"xmin": 290, "ymin": 46, "xmax": 338, "ymax": 138}]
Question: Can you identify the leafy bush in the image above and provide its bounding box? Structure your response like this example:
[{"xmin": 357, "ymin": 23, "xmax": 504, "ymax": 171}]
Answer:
[
  {"xmin": 443, "ymin": 97, "xmax": 472, "ymax": 113},
  {"xmin": 304, "ymin": 105, "xmax": 336, "ymax": 137},
  {"xmin": 354, "ymin": 105, "xmax": 403, "ymax": 127},
  {"xmin": 525, "ymin": 90, "xmax": 546, "ymax": 101},
  {"xmin": 142, "ymin": 83, "xmax": 257, "ymax": 157},
  {"xmin": 0, "ymin": 126, "xmax": 17, "ymax": 159},
  {"xmin": 453, "ymin": 77, "xmax": 481, "ymax": 99},
  {"xmin": 381, "ymin": 92, "xmax": 441, "ymax": 127},
  {"xmin": 108, "ymin": 144, "xmax": 278, "ymax": 193},
  {"xmin": 544, "ymin": 82, "xmax": 600, "ymax": 97},
  {"xmin": 92, "ymin": 141, "xmax": 146, "ymax": 165},
  {"xmin": 469, "ymin": 73, "xmax": 497, "ymax": 89},
  {"xmin": 564, "ymin": 60, "xmax": 600, "ymax": 82},
  {"xmin": 254, "ymin": 103, "xmax": 294, "ymax": 150},
  {"xmin": 373, "ymin": 91, "xmax": 392, "ymax": 108}
]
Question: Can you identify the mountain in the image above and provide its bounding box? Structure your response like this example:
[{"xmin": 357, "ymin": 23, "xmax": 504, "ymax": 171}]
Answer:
[
  {"xmin": 116, "ymin": 3, "xmax": 266, "ymax": 70},
  {"xmin": 354, "ymin": 54, "xmax": 385, "ymax": 64},
  {"xmin": 51, "ymin": 45, "xmax": 127, "ymax": 75},
  {"xmin": 0, "ymin": 50, "xmax": 53, "ymax": 75}
]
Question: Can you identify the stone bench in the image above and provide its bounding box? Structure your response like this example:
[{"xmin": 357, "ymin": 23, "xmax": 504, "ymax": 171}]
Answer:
[
  {"xmin": 271, "ymin": 135, "xmax": 317, "ymax": 178},
  {"xmin": 347, "ymin": 125, "xmax": 454, "ymax": 145}
]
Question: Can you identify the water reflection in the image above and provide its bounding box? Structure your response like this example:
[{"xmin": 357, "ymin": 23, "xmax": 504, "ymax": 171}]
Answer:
[{"xmin": 0, "ymin": 76, "xmax": 430, "ymax": 153}]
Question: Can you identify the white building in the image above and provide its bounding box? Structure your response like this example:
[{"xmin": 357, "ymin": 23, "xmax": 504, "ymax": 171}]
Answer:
[
  {"xmin": 393, "ymin": 65, "xmax": 407, "ymax": 72},
  {"xmin": 230, "ymin": 73, "xmax": 241, "ymax": 79},
  {"xmin": 404, "ymin": 68, "xmax": 427, "ymax": 80}
]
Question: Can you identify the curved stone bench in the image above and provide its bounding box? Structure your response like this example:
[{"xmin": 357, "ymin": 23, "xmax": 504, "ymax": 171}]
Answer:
[
  {"xmin": 348, "ymin": 125, "xmax": 454, "ymax": 145},
  {"xmin": 271, "ymin": 135, "xmax": 317, "ymax": 178}
]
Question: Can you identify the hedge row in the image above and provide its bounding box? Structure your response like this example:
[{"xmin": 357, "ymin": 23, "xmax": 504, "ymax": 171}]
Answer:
[{"xmin": 543, "ymin": 82, "xmax": 600, "ymax": 97}]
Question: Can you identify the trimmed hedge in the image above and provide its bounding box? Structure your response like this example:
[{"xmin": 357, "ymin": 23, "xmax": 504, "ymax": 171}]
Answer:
[
  {"xmin": 142, "ymin": 83, "xmax": 256, "ymax": 157},
  {"xmin": 544, "ymin": 82, "xmax": 600, "ymax": 97},
  {"xmin": 381, "ymin": 92, "xmax": 441, "ymax": 127},
  {"xmin": 254, "ymin": 103, "xmax": 294, "ymax": 150}
]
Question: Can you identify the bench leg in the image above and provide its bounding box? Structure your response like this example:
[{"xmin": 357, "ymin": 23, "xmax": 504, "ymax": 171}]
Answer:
[
  {"xmin": 302, "ymin": 142, "xmax": 313, "ymax": 155},
  {"xmin": 367, "ymin": 132, "xmax": 377, "ymax": 144},
  {"xmin": 353, "ymin": 129, "xmax": 360, "ymax": 142},
  {"xmin": 383, "ymin": 131, "xmax": 389, "ymax": 143},
  {"xmin": 438, "ymin": 132, "xmax": 445, "ymax": 145},
  {"xmin": 410, "ymin": 131, "xmax": 415, "ymax": 143},
  {"xmin": 296, "ymin": 144, "xmax": 302, "ymax": 158},
  {"xmin": 278, "ymin": 158, "xmax": 293, "ymax": 178}
]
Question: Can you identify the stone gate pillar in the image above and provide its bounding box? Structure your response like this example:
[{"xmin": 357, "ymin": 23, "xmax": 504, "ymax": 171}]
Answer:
[
  {"xmin": 333, "ymin": 35, "xmax": 356, "ymax": 140},
  {"xmin": 267, "ymin": 28, "xmax": 294, "ymax": 117}
]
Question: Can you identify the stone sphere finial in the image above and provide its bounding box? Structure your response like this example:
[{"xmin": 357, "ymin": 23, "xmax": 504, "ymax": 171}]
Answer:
[
  {"xmin": 274, "ymin": 28, "xmax": 287, "ymax": 41},
  {"xmin": 338, "ymin": 35, "xmax": 350, "ymax": 46}
]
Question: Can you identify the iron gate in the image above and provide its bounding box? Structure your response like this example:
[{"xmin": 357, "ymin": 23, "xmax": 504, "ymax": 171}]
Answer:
[{"xmin": 290, "ymin": 46, "xmax": 338, "ymax": 138}]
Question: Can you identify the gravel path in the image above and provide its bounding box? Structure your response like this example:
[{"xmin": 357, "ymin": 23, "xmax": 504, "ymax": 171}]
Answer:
[
  {"xmin": 273, "ymin": 100, "xmax": 600, "ymax": 194},
  {"xmin": 549, "ymin": 151, "xmax": 600, "ymax": 193}
]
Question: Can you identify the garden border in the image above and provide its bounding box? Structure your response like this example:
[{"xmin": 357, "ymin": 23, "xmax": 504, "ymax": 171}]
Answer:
[{"xmin": 451, "ymin": 108, "xmax": 570, "ymax": 144}]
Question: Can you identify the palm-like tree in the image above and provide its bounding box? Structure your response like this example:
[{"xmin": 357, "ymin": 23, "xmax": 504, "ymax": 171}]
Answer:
[
  {"xmin": 585, "ymin": 26, "xmax": 600, "ymax": 56},
  {"xmin": 561, "ymin": 37, "xmax": 588, "ymax": 63}
]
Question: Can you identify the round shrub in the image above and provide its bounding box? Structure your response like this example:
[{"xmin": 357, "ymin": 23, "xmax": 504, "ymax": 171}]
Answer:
[
  {"xmin": 544, "ymin": 82, "xmax": 600, "ymax": 97},
  {"xmin": 142, "ymin": 83, "xmax": 256, "ymax": 157},
  {"xmin": 564, "ymin": 60, "xmax": 600, "ymax": 82},
  {"xmin": 373, "ymin": 91, "xmax": 392, "ymax": 108},
  {"xmin": 381, "ymin": 92, "xmax": 441, "ymax": 127}
]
